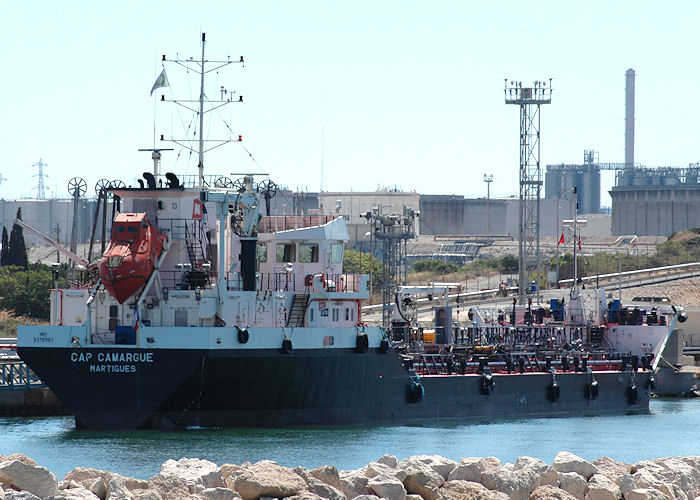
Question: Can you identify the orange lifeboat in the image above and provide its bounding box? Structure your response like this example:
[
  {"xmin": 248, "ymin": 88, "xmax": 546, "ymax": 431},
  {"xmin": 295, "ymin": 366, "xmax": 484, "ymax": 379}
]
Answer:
[{"xmin": 98, "ymin": 213, "xmax": 166, "ymax": 304}]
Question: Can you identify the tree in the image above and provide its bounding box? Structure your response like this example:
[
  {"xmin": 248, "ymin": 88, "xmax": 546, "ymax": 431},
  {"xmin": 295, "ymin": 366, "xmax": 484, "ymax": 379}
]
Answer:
[
  {"xmin": 8, "ymin": 208, "xmax": 28, "ymax": 269},
  {"xmin": 343, "ymin": 249, "xmax": 383, "ymax": 291},
  {"xmin": 0, "ymin": 227, "xmax": 8, "ymax": 266},
  {"xmin": 0, "ymin": 264, "xmax": 57, "ymax": 319}
]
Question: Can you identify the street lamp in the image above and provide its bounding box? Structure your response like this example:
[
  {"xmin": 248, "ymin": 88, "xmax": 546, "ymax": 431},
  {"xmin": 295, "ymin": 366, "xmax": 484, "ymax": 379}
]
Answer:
[
  {"xmin": 359, "ymin": 231, "xmax": 371, "ymax": 275},
  {"xmin": 483, "ymin": 174, "xmax": 493, "ymax": 236}
]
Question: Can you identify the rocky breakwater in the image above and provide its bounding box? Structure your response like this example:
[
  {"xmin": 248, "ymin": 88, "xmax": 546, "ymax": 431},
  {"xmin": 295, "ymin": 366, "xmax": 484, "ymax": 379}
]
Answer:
[{"xmin": 0, "ymin": 451, "xmax": 699, "ymax": 500}]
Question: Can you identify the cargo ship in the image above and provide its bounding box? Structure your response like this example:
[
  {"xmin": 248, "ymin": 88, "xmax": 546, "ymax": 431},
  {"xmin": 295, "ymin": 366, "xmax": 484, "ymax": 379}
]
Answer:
[{"xmin": 16, "ymin": 36, "xmax": 685, "ymax": 430}]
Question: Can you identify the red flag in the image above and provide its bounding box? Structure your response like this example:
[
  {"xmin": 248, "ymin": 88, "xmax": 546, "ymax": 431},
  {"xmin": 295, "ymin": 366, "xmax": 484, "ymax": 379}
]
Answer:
[
  {"xmin": 578, "ymin": 235, "xmax": 582, "ymax": 251},
  {"xmin": 558, "ymin": 232, "xmax": 565, "ymax": 246}
]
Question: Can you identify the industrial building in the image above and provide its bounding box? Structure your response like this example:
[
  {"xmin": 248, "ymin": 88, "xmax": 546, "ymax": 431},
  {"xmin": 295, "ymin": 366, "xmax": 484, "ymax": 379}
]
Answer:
[{"xmin": 610, "ymin": 166, "xmax": 700, "ymax": 236}]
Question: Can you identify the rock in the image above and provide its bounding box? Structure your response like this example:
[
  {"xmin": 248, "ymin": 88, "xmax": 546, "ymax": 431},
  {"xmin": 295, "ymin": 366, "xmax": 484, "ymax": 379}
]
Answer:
[
  {"xmin": 402, "ymin": 460, "xmax": 446, "ymax": 500},
  {"xmin": 148, "ymin": 472, "xmax": 191, "ymax": 499},
  {"xmin": 480, "ymin": 466, "xmax": 533, "ymax": 500},
  {"xmin": 481, "ymin": 457, "xmax": 502, "ymax": 469},
  {"xmin": 58, "ymin": 480, "xmax": 81, "ymax": 490},
  {"xmin": 232, "ymin": 460, "xmax": 306, "ymax": 500},
  {"xmin": 557, "ymin": 472, "xmax": 587, "ymax": 500},
  {"xmin": 131, "ymin": 490, "xmax": 163, "ymax": 500},
  {"xmin": 624, "ymin": 489, "xmax": 669, "ymax": 500},
  {"xmin": 64, "ymin": 468, "xmax": 148, "ymax": 494},
  {"xmin": 400, "ymin": 456, "xmax": 459, "ymax": 481},
  {"xmin": 553, "ymin": 452, "xmax": 598, "ymax": 481},
  {"xmin": 529, "ymin": 485, "xmax": 578, "ymax": 500},
  {"xmin": 365, "ymin": 462, "xmax": 407, "ymax": 483},
  {"xmin": 438, "ymin": 480, "xmax": 509, "ymax": 500},
  {"xmin": 447, "ymin": 459, "xmax": 485, "ymax": 483},
  {"xmin": 106, "ymin": 476, "xmax": 133, "ymax": 500},
  {"xmin": 0, "ymin": 454, "xmax": 59, "ymax": 499},
  {"xmin": 514, "ymin": 456, "xmax": 559, "ymax": 487},
  {"xmin": 48, "ymin": 486, "xmax": 101, "ymax": 500},
  {"xmin": 198, "ymin": 487, "xmax": 240, "ymax": 500},
  {"xmin": 349, "ymin": 496, "xmax": 381, "ymax": 500},
  {"xmin": 221, "ymin": 464, "xmax": 247, "ymax": 491},
  {"xmin": 406, "ymin": 495, "xmax": 424, "ymax": 500},
  {"xmin": 584, "ymin": 474, "xmax": 621, "ymax": 500},
  {"xmin": 590, "ymin": 458, "xmax": 630, "ymax": 482},
  {"xmin": 309, "ymin": 465, "xmax": 343, "ymax": 490},
  {"xmin": 376, "ymin": 455, "xmax": 400, "ymax": 469},
  {"xmin": 159, "ymin": 458, "xmax": 224, "ymax": 491},
  {"xmin": 627, "ymin": 457, "xmax": 700, "ymax": 499},
  {"xmin": 286, "ymin": 492, "xmax": 326, "ymax": 500},
  {"xmin": 368, "ymin": 474, "xmax": 406, "ymax": 500},
  {"xmin": 293, "ymin": 467, "xmax": 346, "ymax": 500},
  {"xmin": 339, "ymin": 470, "xmax": 372, "ymax": 499},
  {"xmin": 89, "ymin": 478, "xmax": 107, "ymax": 499},
  {"xmin": 5, "ymin": 491, "xmax": 42, "ymax": 500}
]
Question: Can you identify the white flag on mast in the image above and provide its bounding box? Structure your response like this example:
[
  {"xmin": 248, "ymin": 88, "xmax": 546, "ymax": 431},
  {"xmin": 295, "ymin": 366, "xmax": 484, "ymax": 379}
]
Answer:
[{"xmin": 150, "ymin": 69, "xmax": 169, "ymax": 96}]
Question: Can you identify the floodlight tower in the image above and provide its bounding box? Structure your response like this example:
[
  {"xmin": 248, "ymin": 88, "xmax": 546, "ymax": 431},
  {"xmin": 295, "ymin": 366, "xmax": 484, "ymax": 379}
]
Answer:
[{"xmin": 504, "ymin": 79, "xmax": 552, "ymax": 304}]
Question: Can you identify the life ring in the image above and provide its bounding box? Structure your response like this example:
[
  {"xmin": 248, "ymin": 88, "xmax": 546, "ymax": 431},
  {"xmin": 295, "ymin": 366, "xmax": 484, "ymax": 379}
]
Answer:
[
  {"xmin": 281, "ymin": 338, "xmax": 293, "ymax": 354},
  {"xmin": 304, "ymin": 274, "xmax": 314, "ymax": 287},
  {"xmin": 356, "ymin": 333, "xmax": 369, "ymax": 353},
  {"xmin": 237, "ymin": 327, "xmax": 249, "ymax": 344}
]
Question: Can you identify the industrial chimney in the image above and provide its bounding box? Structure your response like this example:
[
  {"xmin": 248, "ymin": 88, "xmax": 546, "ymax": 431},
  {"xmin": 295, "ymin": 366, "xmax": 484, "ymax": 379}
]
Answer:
[{"xmin": 625, "ymin": 68, "xmax": 635, "ymax": 166}]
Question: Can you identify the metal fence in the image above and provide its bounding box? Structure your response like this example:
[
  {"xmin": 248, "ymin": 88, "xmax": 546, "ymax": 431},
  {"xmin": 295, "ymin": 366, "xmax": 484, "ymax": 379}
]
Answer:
[{"xmin": 0, "ymin": 362, "xmax": 44, "ymax": 389}]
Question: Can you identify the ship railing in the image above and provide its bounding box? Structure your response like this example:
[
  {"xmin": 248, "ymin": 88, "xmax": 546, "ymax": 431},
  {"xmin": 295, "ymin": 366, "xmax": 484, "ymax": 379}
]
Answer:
[
  {"xmin": 323, "ymin": 273, "xmax": 363, "ymax": 293},
  {"xmin": 0, "ymin": 361, "xmax": 44, "ymax": 389},
  {"xmin": 159, "ymin": 270, "xmax": 216, "ymax": 291},
  {"xmin": 411, "ymin": 352, "xmax": 645, "ymax": 376},
  {"xmin": 224, "ymin": 272, "xmax": 297, "ymax": 292}
]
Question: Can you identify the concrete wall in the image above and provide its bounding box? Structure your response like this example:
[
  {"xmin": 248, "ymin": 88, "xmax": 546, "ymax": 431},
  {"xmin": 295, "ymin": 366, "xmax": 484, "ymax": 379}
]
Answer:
[
  {"xmin": 611, "ymin": 186, "xmax": 700, "ymax": 235},
  {"xmin": 419, "ymin": 195, "xmax": 464, "ymax": 235},
  {"xmin": 419, "ymin": 197, "xmax": 580, "ymax": 238}
]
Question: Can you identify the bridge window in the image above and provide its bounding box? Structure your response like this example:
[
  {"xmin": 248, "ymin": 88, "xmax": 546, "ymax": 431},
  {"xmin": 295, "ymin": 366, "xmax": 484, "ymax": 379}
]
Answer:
[
  {"xmin": 331, "ymin": 243, "xmax": 343, "ymax": 263},
  {"xmin": 276, "ymin": 243, "xmax": 295, "ymax": 263},
  {"xmin": 127, "ymin": 226, "xmax": 138, "ymax": 233},
  {"xmin": 256, "ymin": 243, "xmax": 267, "ymax": 263},
  {"xmin": 115, "ymin": 226, "xmax": 125, "ymax": 233},
  {"xmin": 332, "ymin": 309, "xmax": 339, "ymax": 321},
  {"xmin": 299, "ymin": 243, "xmax": 319, "ymax": 263}
]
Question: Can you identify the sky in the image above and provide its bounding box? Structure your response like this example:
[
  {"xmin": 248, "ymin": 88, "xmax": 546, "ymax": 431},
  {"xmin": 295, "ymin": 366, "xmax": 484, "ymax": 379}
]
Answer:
[{"xmin": 1, "ymin": 1, "xmax": 698, "ymax": 207}]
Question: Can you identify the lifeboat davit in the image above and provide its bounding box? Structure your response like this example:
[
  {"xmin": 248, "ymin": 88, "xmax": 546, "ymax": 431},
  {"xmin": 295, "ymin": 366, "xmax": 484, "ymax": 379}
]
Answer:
[{"xmin": 98, "ymin": 213, "xmax": 166, "ymax": 304}]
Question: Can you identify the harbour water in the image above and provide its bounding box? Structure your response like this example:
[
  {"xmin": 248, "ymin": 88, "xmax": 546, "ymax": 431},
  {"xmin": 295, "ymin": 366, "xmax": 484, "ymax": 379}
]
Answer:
[{"xmin": 1, "ymin": 398, "xmax": 698, "ymax": 480}]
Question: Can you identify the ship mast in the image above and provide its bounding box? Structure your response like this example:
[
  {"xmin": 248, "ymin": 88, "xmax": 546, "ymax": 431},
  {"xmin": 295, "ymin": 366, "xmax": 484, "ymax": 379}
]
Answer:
[
  {"xmin": 159, "ymin": 33, "xmax": 245, "ymax": 187},
  {"xmin": 198, "ymin": 33, "xmax": 206, "ymax": 187}
]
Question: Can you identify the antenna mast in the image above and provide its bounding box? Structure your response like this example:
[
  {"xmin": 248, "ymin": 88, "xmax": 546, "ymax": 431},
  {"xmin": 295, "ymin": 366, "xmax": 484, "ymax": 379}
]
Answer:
[{"xmin": 159, "ymin": 33, "xmax": 245, "ymax": 187}]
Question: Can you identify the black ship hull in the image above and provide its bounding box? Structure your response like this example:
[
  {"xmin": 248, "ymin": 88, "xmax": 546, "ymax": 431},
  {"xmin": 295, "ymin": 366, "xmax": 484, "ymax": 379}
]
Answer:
[{"xmin": 18, "ymin": 345, "xmax": 651, "ymax": 430}]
